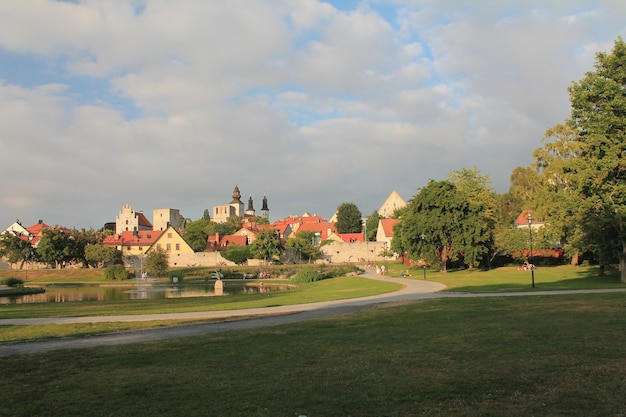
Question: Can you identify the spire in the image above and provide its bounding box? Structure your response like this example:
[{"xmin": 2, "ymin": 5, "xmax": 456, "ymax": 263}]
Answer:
[
  {"xmin": 261, "ymin": 194, "xmax": 269, "ymax": 220},
  {"xmin": 231, "ymin": 185, "xmax": 242, "ymax": 204},
  {"xmin": 262, "ymin": 194, "xmax": 269, "ymax": 211},
  {"xmin": 247, "ymin": 195, "xmax": 255, "ymax": 212}
]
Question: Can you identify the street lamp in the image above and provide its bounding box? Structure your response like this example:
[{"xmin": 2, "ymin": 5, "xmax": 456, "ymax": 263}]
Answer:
[
  {"xmin": 527, "ymin": 213, "xmax": 535, "ymax": 288},
  {"xmin": 421, "ymin": 234, "xmax": 426, "ymax": 280}
]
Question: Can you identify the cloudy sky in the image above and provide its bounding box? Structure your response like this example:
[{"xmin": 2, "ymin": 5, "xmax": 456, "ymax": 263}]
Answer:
[{"xmin": 1, "ymin": 1, "xmax": 624, "ymax": 230}]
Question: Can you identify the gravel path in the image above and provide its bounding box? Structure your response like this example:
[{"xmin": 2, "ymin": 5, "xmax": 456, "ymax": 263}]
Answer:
[{"xmin": 1, "ymin": 273, "xmax": 624, "ymax": 358}]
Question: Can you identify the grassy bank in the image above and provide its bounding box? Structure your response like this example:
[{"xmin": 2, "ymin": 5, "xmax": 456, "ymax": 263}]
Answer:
[{"xmin": 1, "ymin": 293, "xmax": 625, "ymax": 416}]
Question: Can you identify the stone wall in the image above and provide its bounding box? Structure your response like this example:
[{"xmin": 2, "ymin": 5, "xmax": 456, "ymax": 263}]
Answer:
[{"xmin": 320, "ymin": 241, "xmax": 394, "ymax": 264}]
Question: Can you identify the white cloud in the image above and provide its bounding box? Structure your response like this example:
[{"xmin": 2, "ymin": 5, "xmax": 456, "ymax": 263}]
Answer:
[{"xmin": 0, "ymin": 0, "xmax": 625, "ymax": 228}]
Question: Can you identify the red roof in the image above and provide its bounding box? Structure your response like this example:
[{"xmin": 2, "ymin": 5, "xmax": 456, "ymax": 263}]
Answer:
[
  {"xmin": 296, "ymin": 222, "xmax": 337, "ymax": 240},
  {"xmin": 379, "ymin": 218, "xmax": 399, "ymax": 237},
  {"xmin": 206, "ymin": 234, "xmax": 247, "ymax": 251},
  {"xmin": 103, "ymin": 230, "xmax": 163, "ymax": 247},
  {"xmin": 338, "ymin": 233, "xmax": 364, "ymax": 243},
  {"xmin": 136, "ymin": 212, "xmax": 153, "ymax": 228},
  {"xmin": 514, "ymin": 210, "xmax": 544, "ymax": 226}
]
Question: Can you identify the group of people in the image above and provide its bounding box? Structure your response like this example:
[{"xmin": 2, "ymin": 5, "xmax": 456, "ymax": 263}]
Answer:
[{"xmin": 518, "ymin": 261, "xmax": 536, "ymax": 271}]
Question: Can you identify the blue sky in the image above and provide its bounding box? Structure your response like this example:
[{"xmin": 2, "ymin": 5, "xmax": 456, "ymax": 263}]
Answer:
[{"xmin": 0, "ymin": 0, "xmax": 625, "ymax": 229}]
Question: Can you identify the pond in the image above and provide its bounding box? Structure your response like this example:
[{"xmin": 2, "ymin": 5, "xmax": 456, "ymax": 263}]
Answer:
[{"xmin": 0, "ymin": 282, "xmax": 292, "ymax": 305}]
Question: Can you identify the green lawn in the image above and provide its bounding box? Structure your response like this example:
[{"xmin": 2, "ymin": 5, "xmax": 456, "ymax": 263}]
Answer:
[
  {"xmin": 1, "ymin": 293, "xmax": 625, "ymax": 416},
  {"xmin": 388, "ymin": 263, "xmax": 625, "ymax": 292}
]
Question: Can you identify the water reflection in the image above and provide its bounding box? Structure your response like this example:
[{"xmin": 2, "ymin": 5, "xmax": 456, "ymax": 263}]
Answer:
[{"xmin": 0, "ymin": 283, "xmax": 290, "ymax": 304}]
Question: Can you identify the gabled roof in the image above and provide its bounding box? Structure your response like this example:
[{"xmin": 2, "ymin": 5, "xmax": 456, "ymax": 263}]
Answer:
[
  {"xmin": 379, "ymin": 190, "xmax": 407, "ymax": 218},
  {"xmin": 514, "ymin": 210, "xmax": 545, "ymax": 227},
  {"xmin": 136, "ymin": 211, "xmax": 153, "ymax": 228},
  {"xmin": 207, "ymin": 234, "xmax": 247, "ymax": 251},
  {"xmin": 379, "ymin": 218, "xmax": 400, "ymax": 238}
]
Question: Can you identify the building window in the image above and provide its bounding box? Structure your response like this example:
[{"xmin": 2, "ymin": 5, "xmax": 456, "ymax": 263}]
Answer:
[
  {"xmin": 138, "ymin": 246, "xmax": 142, "ymax": 251},
  {"xmin": 157, "ymin": 244, "xmax": 161, "ymax": 250},
  {"xmin": 175, "ymin": 243, "xmax": 180, "ymax": 251},
  {"xmin": 166, "ymin": 243, "xmax": 171, "ymax": 251},
  {"xmin": 168, "ymin": 233, "xmax": 172, "ymax": 238}
]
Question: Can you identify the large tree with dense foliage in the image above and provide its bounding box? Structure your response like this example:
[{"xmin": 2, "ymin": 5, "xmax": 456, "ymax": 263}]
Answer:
[
  {"xmin": 535, "ymin": 38, "xmax": 626, "ymax": 280},
  {"xmin": 336, "ymin": 202, "xmax": 363, "ymax": 234},
  {"xmin": 0, "ymin": 233, "xmax": 34, "ymax": 268},
  {"xmin": 36, "ymin": 229, "xmax": 77, "ymax": 268},
  {"xmin": 144, "ymin": 248, "xmax": 169, "ymax": 277},
  {"xmin": 84, "ymin": 243, "xmax": 122, "ymax": 268},
  {"xmin": 392, "ymin": 180, "xmax": 492, "ymax": 271},
  {"xmin": 250, "ymin": 229, "xmax": 283, "ymax": 263},
  {"xmin": 285, "ymin": 231, "xmax": 322, "ymax": 262},
  {"xmin": 183, "ymin": 219, "xmax": 211, "ymax": 252}
]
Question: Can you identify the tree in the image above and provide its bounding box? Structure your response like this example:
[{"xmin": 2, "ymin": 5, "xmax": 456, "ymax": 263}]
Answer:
[
  {"xmin": 538, "ymin": 38, "xmax": 626, "ymax": 280},
  {"xmin": 365, "ymin": 211, "xmax": 380, "ymax": 242},
  {"xmin": 0, "ymin": 233, "xmax": 34, "ymax": 268},
  {"xmin": 36, "ymin": 229, "xmax": 76, "ymax": 268},
  {"xmin": 203, "ymin": 209, "xmax": 211, "ymax": 220},
  {"xmin": 84, "ymin": 244, "xmax": 122, "ymax": 268},
  {"xmin": 285, "ymin": 231, "xmax": 322, "ymax": 262},
  {"xmin": 336, "ymin": 202, "xmax": 363, "ymax": 234},
  {"xmin": 144, "ymin": 248, "xmax": 169, "ymax": 277},
  {"xmin": 250, "ymin": 229, "xmax": 283, "ymax": 263},
  {"xmin": 183, "ymin": 219, "xmax": 211, "ymax": 252},
  {"xmin": 392, "ymin": 180, "xmax": 492, "ymax": 271},
  {"xmin": 221, "ymin": 245, "xmax": 253, "ymax": 265}
]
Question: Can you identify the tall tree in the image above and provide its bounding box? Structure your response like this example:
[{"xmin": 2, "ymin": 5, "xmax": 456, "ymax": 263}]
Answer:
[
  {"xmin": 365, "ymin": 210, "xmax": 380, "ymax": 242},
  {"xmin": 250, "ymin": 229, "xmax": 283, "ymax": 263},
  {"xmin": 36, "ymin": 229, "xmax": 76, "ymax": 268},
  {"xmin": 539, "ymin": 38, "xmax": 626, "ymax": 280},
  {"xmin": 336, "ymin": 202, "xmax": 363, "ymax": 234},
  {"xmin": 0, "ymin": 233, "xmax": 34, "ymax": 269},
  {"xmin": 392, "ymin": 180, "xmax": 492, "ymax": 271}
]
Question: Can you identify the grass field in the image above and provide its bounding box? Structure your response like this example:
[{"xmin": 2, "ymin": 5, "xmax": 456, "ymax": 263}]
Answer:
[{"xmin": 1, "ymin": 292, "xmax": 625, "ymax": 416}]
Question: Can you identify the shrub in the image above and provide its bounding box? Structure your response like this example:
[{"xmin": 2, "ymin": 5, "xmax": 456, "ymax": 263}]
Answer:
[
  {"xmin": 291, "ymin": 268, "xmax": 323, "ymax": 283},
  {"xmin": 104, "ymin": 265, "xmax": 132, "ymax": 280},
  {"xmin": 4, "ymin": 277, "xmax": 24, "ymax": 287}
]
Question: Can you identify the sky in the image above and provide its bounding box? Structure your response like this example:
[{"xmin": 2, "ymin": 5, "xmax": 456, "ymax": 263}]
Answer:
[{"xmin": 1, "ymin": 1, "xmax": 625, "ymax": 230}]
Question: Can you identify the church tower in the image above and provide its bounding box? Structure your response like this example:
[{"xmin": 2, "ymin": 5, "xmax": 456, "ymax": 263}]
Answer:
[
  {"xmin": 230, "ymin": 185, "xmax": 244, "ymax": 217},
  {"xmin": 246, "ymin": 195, "xmax": 256, "ymax": 217},
  {"xmin": 261, "ymin": 194, "xmax": 269, "ymax": 220}
]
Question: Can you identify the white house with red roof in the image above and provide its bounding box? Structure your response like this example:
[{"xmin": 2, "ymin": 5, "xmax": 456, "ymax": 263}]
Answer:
[{"xmin": 376, "ymin": 218, "xmax": 400, "ymax": 246}]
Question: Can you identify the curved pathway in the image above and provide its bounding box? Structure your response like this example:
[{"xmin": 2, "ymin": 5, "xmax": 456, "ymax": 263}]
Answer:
[{"xmin": 2, "ymin": 273, "xmax": 625, "ymax": 358}]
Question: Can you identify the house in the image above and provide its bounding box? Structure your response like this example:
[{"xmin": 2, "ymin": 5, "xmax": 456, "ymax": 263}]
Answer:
[
  {"xmin": 514, "ymin": 210, "xmax": 545, "ymax": 230},
  {"xmin": 26, "ymin": 220, "xmax": 55, "ymax": 247},
  {"xmin": 2, "ymin": 220, "xmax": 30, "ymax": 238},
  {"xmin": 206, "ymin": 233, "xmax": 248, "ymax": 251},
  {"xmin": 379, "ymin": 190, "xmax": 407, "ymax": 218},
  {"xmin": 376, "ymin": 218, "xmax": 400, "ymax": 246},
  {"xmin": 146, "ymin": 225, "xmax": 193, "ymax": 255},
  {"xmin": 296, "ymin": 221, "xmax": 337, "ymax": 244},
  {"xmin": 115, "ymin": 204, "xmax": 153, "ymax": 233},
  {"xmin": 103, "ymin": 230, "xmax": 163, "ymax": 256}
]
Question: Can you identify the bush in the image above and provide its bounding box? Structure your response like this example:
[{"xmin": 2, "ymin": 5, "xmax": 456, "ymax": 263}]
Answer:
[
  {"xmin": 291, "ymin": 268, "xmax": 323, "ymax": 283},
  {"xmin": 4, "ymin": 277, "xmax": 24, "ymax": 287},
  {"xmin": 104, "ymin": 265, "xmax": 132, "ymax": 280}
]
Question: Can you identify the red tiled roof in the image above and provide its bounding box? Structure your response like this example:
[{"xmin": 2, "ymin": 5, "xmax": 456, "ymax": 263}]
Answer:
[
  {"xmin": 103, "ymin": 230, "xmax": 163, "ymax": 247},
  {"xmin": 514, "ymin": 210, "xmax": 544, "ymax": 226},
  {"xmin": 136, "ymin": 212, "xmax": 153, "ymax": 228},
  {"xmin": 296, "ymin": 222, "xmax": 337, "ymax": 240},
  {"xmin": 380, "ymin": 218, "xmax": 400, "ymax": 237},
  {"xmin": 338, "ymin": 233, "xmax": 364, "ymax": 243}
]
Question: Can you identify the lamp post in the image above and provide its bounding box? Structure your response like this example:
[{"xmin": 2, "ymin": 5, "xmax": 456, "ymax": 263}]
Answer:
[
  {"xmin": 527, "ymin": 214, "xmax": 535, "ymax": 288},
  {"xmin": 421, "ymin": 234, "xmax": 426, "ymax": 280}
]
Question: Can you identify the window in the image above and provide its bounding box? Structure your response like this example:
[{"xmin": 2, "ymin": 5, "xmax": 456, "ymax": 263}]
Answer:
[
  {"xmin": 175, "ymin": 243, "xmax": 180, "ymax": 251},
  {"xmin": 157, "ymin": 244, "xmax": 161, "ymax": 250},
  {"xmin": 166, "ymin": 243, "xmax": 171, "ymax": 251},
  {"xmin": 167, "ymin": 233, "xmax": 172, "ymax": 238}
]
